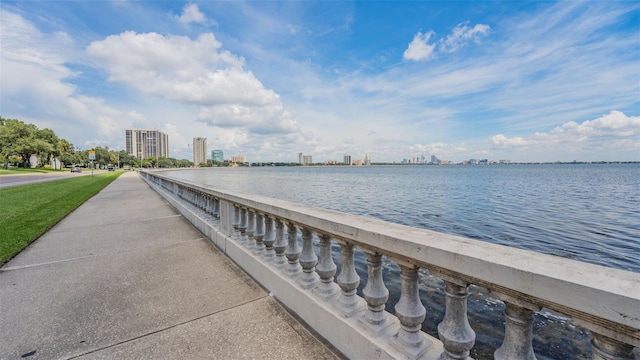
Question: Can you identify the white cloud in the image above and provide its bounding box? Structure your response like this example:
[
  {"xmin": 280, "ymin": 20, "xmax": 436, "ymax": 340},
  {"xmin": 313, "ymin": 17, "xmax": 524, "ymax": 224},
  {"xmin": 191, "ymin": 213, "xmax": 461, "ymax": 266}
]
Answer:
[
  {"xmin": 0, "ymin": 11, "xmax": 122, "ymax": 142},
  {"xmin": 87, "ymin": 31, "xmax": 299, "ymax": 137},
  {"xmin": 177, "ymin": 3, "xmax": 208, "ymax": 25},
  {"xmin": 127, "ymin": 110, "xmax": 145, "ymax": 121},
  {"xmin": 403, "ymin": 31, "xmax": 436, "ymax": 61},
  {"xmin": 196, "ymin": 102, "xmax": 297, "ymax": 135},
  {"xmin": 403, "ymin": 22, "xmax": 490, "ymax": 62},
  {"xmin": 409, "ymin": 142, "xmax": 468, "ymax": 158},
  {"xmin": 491, "ymin": 111, "xmax": 640, "ymax": 155},
  {"xmin": 439, "ymin": 22, "xmax": 490, "ymax": 53}
]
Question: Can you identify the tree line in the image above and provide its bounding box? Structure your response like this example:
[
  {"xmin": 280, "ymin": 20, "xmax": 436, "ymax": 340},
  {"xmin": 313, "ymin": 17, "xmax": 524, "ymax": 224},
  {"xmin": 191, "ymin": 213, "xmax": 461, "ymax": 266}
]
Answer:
[{"xmin": 0, "ymin": 117, "xmax": 193, "ymax": 169}]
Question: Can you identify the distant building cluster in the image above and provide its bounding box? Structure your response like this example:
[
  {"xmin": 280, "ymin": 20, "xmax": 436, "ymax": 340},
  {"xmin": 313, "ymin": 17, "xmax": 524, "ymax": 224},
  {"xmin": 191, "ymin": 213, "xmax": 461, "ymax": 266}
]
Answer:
[
  {"xmin": 296, "ymin": 153, "xmax": 372, "ymax": 166},
  {"xmin": 193, "ymin": 137, "xmax": 243, "ymax": 166},
  {"xmin": 298, "ymin": 153, "xmax": 313, "ymax": 165},
  {"xmin": 125, "ymin": 128, "xmax": 169, "ymax": 159},
  {"xmin": 401, "ymin": 154, "xmax": 512, "ymax": 165}
]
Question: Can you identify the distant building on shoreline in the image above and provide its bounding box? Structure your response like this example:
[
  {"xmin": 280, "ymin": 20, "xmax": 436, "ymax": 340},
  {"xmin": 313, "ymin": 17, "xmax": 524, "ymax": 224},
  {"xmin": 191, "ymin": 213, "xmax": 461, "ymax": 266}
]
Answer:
[
  {"xmin": 344, "ymin": 155, "xmax": 352, "ymax": 165},
  {"xmin": 231, "ymin": 155, "xmax": 247, "ymax": 163},
  {"xmin": 125, "ymin": 128, "xmax": 169, "ymax": 160},
  {"xmin": 193, "ymin": 137, "xmax": 207, "ymax": 166},
  {"xmin": 211, "ymin": 149, "xmax": 224, "ymax": 163}
]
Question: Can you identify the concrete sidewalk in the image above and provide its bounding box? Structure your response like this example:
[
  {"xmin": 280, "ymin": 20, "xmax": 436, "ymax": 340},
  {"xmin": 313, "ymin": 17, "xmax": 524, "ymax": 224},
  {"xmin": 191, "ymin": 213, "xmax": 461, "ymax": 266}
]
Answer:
[{"xmin": 0, "ymin": 171, "xmax": 341, "ymax": 359}]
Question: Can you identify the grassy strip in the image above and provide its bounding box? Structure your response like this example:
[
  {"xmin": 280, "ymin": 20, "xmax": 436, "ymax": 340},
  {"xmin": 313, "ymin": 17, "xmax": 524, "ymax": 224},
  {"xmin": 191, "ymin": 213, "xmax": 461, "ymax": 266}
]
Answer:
[{"xmin": 0, "ymin": 172, "xmax": 123, "ymax": 265}]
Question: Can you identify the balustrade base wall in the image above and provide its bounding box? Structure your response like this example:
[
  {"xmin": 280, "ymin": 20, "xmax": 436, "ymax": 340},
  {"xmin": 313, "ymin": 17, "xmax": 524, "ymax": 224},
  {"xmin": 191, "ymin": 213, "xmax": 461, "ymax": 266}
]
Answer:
[
  {"xmin": 142, "ymin": 176, "xmax": 446, "ymax": 360},
  {"xmin": 141, "ymin": 171, "xmax": 640, "ymax": 359}
]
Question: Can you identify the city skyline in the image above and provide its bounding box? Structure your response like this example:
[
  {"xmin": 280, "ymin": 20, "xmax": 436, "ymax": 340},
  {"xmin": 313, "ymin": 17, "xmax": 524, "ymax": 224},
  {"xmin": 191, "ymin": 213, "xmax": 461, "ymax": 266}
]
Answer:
[{"xmin": 1, "ymin": 2, "xmax": 638, "ymax": 163}]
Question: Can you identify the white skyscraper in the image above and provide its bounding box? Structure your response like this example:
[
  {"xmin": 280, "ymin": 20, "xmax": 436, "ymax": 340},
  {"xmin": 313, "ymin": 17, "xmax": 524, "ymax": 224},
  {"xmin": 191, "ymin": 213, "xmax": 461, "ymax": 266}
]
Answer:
[
  {"xmin": 193, "ymin": 137, "xmax": 207, "ymax": 166},
  {"xmin": 125, "ymin": 128, "xmax": 169, "ymax": 160}
]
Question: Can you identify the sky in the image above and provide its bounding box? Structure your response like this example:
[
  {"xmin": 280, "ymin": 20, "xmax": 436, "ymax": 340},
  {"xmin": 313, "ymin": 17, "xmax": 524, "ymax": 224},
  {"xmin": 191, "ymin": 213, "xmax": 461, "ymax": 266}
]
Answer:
[{"xmin": 1, "ymin": 1, "xmax": 639, "ymax": 163}]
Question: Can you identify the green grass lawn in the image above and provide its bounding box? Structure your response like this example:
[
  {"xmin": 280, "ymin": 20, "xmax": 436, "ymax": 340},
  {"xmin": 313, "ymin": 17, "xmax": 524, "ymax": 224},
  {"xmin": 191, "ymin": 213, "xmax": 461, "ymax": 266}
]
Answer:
[{"xmin": 0, "ymin": 172, "xmax": 123, "ymax": 265}]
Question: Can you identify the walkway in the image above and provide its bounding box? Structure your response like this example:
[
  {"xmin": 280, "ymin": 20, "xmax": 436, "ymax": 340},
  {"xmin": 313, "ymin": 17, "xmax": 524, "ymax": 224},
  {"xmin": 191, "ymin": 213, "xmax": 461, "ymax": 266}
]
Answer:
[{"xmin": 0, "ymin": 171, "xmax": 341, "ymax": 359}]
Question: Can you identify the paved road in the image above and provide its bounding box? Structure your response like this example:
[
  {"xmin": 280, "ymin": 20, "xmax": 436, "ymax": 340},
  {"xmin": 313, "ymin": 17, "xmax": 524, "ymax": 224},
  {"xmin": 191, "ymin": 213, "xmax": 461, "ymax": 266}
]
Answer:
[{"xmin": 0, "ymin": 171, "xmax": 341, "ymax": 359}]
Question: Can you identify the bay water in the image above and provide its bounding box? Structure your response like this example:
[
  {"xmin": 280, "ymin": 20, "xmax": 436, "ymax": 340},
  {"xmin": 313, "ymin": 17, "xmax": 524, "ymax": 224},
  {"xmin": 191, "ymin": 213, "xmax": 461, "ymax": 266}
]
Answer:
[{"xmin": 166, "ymin": 164, "xmax": 639, "ymax": 359}]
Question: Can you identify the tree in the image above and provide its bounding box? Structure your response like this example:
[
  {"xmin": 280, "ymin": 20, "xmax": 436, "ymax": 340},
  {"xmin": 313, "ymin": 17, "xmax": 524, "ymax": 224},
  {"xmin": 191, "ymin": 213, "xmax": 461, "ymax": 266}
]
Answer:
[
  {"xmin": 0, "ymin": 118, "xmax": 71, "ymax": 168},
  {"xmin": 146, "ymin": 156, "xmax": 157, "ymax": 168},
  {"xmin": 157, "ymin": 157, "xmax": 173, "ymax": 168},
  {"xmin": 0, "ymin": 118, "xmax": 34, "ymax": 168},
  {"xmin": 93, "ymin": 147, "xmax": 110, "ymax": 167},
  {"xmin": 34, "ymin": 128, "xmax": 59, "ymax": 162}
]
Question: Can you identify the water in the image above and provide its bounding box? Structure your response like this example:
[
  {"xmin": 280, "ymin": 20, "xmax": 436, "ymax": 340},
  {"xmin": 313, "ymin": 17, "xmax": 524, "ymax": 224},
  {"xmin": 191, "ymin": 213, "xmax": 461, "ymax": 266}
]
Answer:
[{"xmin": 165, "ymin": 164, "xmax": 639, "ymax": 359}]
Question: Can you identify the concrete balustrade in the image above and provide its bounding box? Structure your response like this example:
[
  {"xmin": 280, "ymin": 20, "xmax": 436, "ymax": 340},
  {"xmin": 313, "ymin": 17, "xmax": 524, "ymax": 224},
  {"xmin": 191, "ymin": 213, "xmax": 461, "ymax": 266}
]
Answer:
[{"xmin": 140, "ymin": 171, "xmax": 640, "ymax": 360}]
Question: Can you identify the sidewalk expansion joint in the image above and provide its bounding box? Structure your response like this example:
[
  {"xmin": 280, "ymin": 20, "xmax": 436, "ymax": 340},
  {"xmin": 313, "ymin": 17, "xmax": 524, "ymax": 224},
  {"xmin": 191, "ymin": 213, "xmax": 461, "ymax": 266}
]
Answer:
[
  {"xmin": 0, "ymin": 237, "xmax": 206, "ymax": 272},
  {"xmin": 66, "ymin": 295, "xmax": 269, "ymax": 359},
  {"xmin": 47, "ymin": 214, "xmax": 182, "ymax": 234}
]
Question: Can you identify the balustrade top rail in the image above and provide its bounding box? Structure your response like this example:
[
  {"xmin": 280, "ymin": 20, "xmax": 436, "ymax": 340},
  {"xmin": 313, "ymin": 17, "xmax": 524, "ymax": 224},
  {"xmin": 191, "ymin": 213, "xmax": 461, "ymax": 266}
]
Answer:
[{"xmin": 143, "ymin": 170, "xmax": 639, "ymax": 348}]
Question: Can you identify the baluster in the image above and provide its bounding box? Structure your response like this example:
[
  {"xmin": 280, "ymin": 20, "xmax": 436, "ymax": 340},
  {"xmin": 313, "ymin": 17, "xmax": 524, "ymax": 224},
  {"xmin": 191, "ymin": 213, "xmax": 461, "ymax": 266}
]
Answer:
[
  {"xmin": 390, "ymin": 263, "xmax": 431, "ymax": 359},
  {"xmin": 262, "ymin": 216, "xmax": 276, "ymax": 259},
  {"xmin": 437, "ymin": 277, "xmax": 475, "ymax": 360},
  {"xmin": 360, "ymin": 251, "xmax": 395, "ymax": 336},
  {"xmin": 253, "ymin": 213, "xmax": 265, "ymax": 252},
  {"xmin": 297, "ymin": 228, "xmax": 319, "ymax": 288},
  {"xmin": 213, "ymin": 198, "xmax": 220, "ymax": 219},
  {"xmin": 232, "ymin": 205, "xmax": 240, "ymax": 231},
  {"xmin": 314, "ymin": 234, "xmax": 339, "ymax": 301},
  {"xmin": 246, "ymin": 209, "xmax": 256, "ymax": 241},
  {"xmin": 494, "ymin": 298, "xmax": 541, "ymax": 360},
  {"xmin": 284, "ymin": 223, "xmax": 302, "ymax": 277},
  {"xmin": 336, "ymin": 242, "xmax": 364, "ymax": 317},
  {"xmin": 591, "ymin": 333, "xmax": 635, "ymax": 360},
  {"xmin": 238, "ymin": 208, "xmax": 248, "ymax": 239},
  {"xmin": 272, "ymin": 218, "xmax": 287, "ymax": 267}
]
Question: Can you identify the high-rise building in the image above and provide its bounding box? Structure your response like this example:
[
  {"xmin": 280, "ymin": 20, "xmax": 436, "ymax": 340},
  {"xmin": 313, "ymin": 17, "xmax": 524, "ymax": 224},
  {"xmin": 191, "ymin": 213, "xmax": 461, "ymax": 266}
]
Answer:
[
  {"xmin": 230, "ymin": 155, "xmax": 247, "ymax": 163},
  {"xmin": 193, "ymin": 137, "xmax": 207, "ymax": 166},
  {"xmin": 125, "ymin": 128, "xmax": 169, "ymax": 160},
  {"xmin": 302, "ymin": 155, "xmax": 313, "ymax": 165},
  {"xmin": 298, "ymin": 152, "xmax": 303, "ymax": 165},
  {"xmin": 344, "ymin": 155, "xmax": 352, "ymax": 165},
  {"xmin": 364, "ymin": 154, "xmax": 371, "ymax": 166},
  {"xmin": 431, "ymin": 155, "xmax": 441, "ymax": 164},
  {"xmin": 211, "ymin": 149, "xmax": 224, "ymax": 163}
]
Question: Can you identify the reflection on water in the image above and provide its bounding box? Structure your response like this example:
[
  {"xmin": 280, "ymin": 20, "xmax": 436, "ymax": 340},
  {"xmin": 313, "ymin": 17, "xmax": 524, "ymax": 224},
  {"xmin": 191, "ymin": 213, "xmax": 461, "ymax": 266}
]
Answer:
[{"xmin": 167, "ymin": 164, "xmax": 638, "ymax": 359}]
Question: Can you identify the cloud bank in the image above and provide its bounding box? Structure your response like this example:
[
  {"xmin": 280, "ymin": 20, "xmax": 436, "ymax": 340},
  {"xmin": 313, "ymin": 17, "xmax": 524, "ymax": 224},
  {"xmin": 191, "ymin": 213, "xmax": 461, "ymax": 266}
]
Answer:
[{"xmin": 87, "ymin": 31, "xmax": 299, "ymax": 136}]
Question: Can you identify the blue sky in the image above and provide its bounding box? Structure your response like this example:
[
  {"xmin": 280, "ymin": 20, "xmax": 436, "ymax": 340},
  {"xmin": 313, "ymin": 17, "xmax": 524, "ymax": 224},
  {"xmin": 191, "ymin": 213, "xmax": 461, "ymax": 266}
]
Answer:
[{"xmin": 1, "ymin": 1, "xmax": 638, "ymax": 162}]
